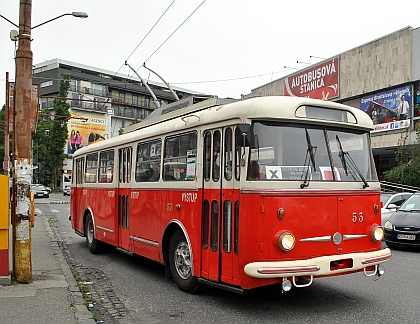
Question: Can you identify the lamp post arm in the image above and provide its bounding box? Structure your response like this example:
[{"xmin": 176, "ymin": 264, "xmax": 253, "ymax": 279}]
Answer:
[
  {"xmin": 31, "ymin": 13, "xmax": 68, "ymax": 29},
  {"xmin": 31, "ymin": 12, "xmax": 87, "ymax": 29}
]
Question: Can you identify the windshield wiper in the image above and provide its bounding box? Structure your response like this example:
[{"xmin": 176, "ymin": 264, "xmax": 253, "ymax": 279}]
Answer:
[
  {"xmin": 301, "ymin": 129, "xmax": 317, "ymax": 189},
  {"xmin": 336, "ymin": 135, "xmax": 369, "ymax": 189}
]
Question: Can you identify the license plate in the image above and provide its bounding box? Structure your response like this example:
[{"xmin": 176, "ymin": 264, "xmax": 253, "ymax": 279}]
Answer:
[{"xmin": 397, "ymin": 234, "xmax": 416, "ymax": 240}]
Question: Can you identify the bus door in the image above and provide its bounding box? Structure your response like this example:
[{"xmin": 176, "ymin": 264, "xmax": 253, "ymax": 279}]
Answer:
[
  {"xmin": 201, "ymin": 127, "xmax": 240, "ymax": 285},
  {"xmin": 118, "ymin": 147, "xmax": 132, "ymax": 251}
]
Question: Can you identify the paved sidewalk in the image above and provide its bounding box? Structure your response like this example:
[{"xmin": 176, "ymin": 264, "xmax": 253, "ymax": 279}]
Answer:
[{"xmin": 0, "ymin": 212, "xmax": 95, "ymax": 324}]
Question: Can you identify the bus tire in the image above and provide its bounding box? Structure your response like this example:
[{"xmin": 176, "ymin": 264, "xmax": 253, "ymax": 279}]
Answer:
[
  {"xmin": 168, "ymin": 230, "xmax": 200, "ymax": 294},
  {"xmin": 85, "ymin": 213, "xmax": 102, "ymax": 254}
]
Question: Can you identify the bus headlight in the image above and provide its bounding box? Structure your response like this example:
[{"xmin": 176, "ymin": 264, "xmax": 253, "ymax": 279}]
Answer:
[
  {"xmin": 279, "ymin": 232, "xmax": 296, "ymax": 251},
  {"xmin": 371, "ymin": 225, "xmax": 384, "ymax": 242}
]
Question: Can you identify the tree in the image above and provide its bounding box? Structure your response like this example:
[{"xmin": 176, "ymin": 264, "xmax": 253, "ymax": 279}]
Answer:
[
  {"xmin": 119, "ymin": 118, "xmax": 141, "ymax": 135},
  {"xmin": 383, "ymin": 130, "xmax": 420, "ymax": 187},
  {"xmin": 34, "ymin": 74, "xmax": 71, "ymax": 190}
]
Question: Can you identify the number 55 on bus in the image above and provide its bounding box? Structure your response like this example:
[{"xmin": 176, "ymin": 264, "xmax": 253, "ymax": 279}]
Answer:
[{"xmin": 70, "ymin": 96, "xmax": 390, "ymax": 294}]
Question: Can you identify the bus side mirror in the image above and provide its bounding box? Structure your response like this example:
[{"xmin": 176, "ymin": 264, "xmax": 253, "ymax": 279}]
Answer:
[{"xmin": 235, "ymin": 124, "xmax": 251, "ymax": 147}]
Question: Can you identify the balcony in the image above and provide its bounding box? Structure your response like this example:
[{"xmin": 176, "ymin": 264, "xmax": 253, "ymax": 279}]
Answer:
[
  {"xmin": 70, "ymin": 84, "xmax": 108, "ymax": 97},
  {"xmin": 70, "ymin": 100, "xmax": 107, "ymax": 113},
  {"xmin": 111, "ymin": 96, "xmax": 160, "ymax": 109}
]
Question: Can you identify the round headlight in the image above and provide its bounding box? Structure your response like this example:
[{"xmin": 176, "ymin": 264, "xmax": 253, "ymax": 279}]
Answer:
[
  {"xmin": 279, "ymin": 232, "xmax": 296, "ymax": 251},
  {"xmin": 384, "ymin": 220, "xmax": 392, "ymax": 230},
  {"xmin": 372, "ymin": 225, "xmax": 384, "ymax": 242}
]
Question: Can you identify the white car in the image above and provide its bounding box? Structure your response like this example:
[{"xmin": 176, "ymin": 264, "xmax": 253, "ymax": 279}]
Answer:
[
  {"xmin": 63, "ymin": 186, "xmax": 71, "ymax": 196},
  {"xmin": 380, "ymin": 192, "xmax": 412, "ymax": 226}
]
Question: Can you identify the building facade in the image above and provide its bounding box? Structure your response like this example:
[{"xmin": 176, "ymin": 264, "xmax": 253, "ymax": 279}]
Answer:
[
  {"xmin": 251, "ymin": 26, "xmax": 420, "ymax": 177},
  {"xmin": 32, "ymin": 58, "xmax": 204, "ymax": 180}
]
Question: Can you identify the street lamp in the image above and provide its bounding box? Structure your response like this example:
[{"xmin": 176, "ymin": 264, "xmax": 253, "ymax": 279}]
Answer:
[
  {"xmin": 1, "ymin": 11, "xmax": 88, "ymax": 30},
  {"xmin": 31, "ymin": 12, "xmax": 88, "ymax": 29}
]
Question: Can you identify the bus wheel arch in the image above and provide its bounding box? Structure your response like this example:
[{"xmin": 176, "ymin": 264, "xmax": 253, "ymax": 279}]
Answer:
[{"xmin": 164, "ymin": 225, "xmax": 200, "ymax": 293}]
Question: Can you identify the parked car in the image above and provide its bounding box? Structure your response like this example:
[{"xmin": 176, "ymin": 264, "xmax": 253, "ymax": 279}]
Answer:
[
  {"xmin": 63, "ymin": 186, "xmax": 71, "ymax": 196},
  {"xmin": 380, "ymin": 192, "xmax": 412, "ymax": 226},
  {"xmin": 384, "ymin": 192, "xmax": 420, "ymax": 248},
  {"xmin": 31, "ymin": 184, "xmax": 50, "ymax": 198}
]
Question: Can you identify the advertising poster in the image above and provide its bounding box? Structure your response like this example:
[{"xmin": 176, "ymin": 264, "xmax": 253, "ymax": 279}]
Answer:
[
  {"xmin": 67, "ymin": 112, "xmax": 108, "ymax": 154},
  {"xmin": 283, "ymin": 57, "xmax": 339, "ymax": 100},
  {"xmin": 360, "ymin": 86, "xmax": 411, "ymax": 133}
]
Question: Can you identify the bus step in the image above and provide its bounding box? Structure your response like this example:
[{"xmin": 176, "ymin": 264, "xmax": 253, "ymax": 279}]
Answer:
[
  {"xmin": 198, "ymin": 278, "xmax": 244, "ymax": 295},
  {"xmin": 116, "ymin": 247, "xmax": 134, "ymax": 256}
]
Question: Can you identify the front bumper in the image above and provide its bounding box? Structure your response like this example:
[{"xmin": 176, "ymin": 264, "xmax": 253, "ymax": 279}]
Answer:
[{"xmin": 244, "ymin": 248, "xmax": 391, "ymax": 279}]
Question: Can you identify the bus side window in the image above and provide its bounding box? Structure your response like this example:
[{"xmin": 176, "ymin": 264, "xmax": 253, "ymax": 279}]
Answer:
[
  {"xmin": 164, "ymin": 132, "xmax": 197, "ymax": 181},
  {"xmin": 98, "ymin": 150, "xmax": 114, "ymax": 183},
  {"xmin": 135, "ymin": 140, "xmax": 161, "ymax": 182},
  {"xmin": 204, "ymin": 132, "xmax": 211, "ymax": 181},
  {"xmin": 224, "ymin": 128, "xmax": 233, "ymax": 181},
  {"xmin": 85, "ymin": 153, "xmax": 98, "ymax": 183}
]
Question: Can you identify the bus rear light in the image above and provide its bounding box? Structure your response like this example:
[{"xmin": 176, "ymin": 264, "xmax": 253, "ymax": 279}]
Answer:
[
  {"xmin": 278, "ymin": 232, "xmax": 296, "ymax": 251},
  {"xmin": 371, "ymin": 226, "xmax": 384, "ymax": 242}
]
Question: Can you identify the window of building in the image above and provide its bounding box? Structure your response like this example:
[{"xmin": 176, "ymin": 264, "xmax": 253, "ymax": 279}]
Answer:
[
  {"xmin": 132, "ymin": 95, "xmax": 138, "ymax": 106},
  {"xmin": 40, "ymin": 80, "xmax": 53, "ymax": 88}
]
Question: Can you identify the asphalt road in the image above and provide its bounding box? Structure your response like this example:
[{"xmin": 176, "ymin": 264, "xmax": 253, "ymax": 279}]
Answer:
[{"xmin": 36, "ymin": 194, "xmax": 420, "ymax": 323}]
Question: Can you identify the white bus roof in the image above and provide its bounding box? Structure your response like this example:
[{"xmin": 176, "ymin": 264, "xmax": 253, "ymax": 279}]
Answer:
[{"xmin": 73, "ymin": 96, "xmax": 373, "ymax": 156}]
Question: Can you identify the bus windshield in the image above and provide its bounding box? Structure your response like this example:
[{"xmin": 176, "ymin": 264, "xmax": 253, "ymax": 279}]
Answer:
[{"xmin": 248, "ymin": 121, "xmax": 378, "ymax": 183}]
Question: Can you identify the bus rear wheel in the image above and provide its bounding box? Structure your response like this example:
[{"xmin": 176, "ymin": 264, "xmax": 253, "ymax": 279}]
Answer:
[
  {"xmin": 85, "ymin": 213, "xmax": 103, "ymax": 254},
  {"xmin": 169, "ymin": 230, "xmax": 200, "ymax": 293}
]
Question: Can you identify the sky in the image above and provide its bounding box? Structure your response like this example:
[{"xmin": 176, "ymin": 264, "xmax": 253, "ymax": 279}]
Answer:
[{"xmin": 1, "ymin": 0, "xmax": 419, "ymax": 107}]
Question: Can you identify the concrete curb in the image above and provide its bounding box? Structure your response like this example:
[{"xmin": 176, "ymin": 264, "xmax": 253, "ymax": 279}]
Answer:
[{"xmin": 42, "ymin": 213, "xmax": 96, "ymax": 324}]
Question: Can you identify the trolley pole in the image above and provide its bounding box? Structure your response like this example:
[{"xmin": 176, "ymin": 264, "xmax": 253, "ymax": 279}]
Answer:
[{"xmin": 13, "ymin": 0, "xmax": 33, "ymax": 282}]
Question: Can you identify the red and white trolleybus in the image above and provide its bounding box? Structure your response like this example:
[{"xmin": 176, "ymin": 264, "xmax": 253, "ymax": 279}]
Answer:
[{"xmin": 70, "ymin": 96, "xmax": 391, "ymax": 294}]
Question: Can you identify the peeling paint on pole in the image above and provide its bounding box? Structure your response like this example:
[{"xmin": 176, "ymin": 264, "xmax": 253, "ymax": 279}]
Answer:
[
  {"xmin": 16, "ymin": 159, "xmax": 32, "ymax": 216},
  {"xmin": 16, "ymin": 220, "xmax": 30, "ymax": 242}
]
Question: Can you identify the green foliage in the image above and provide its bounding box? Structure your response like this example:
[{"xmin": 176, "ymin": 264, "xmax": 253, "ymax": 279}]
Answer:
[
  {"xmin": 383, "ymin": 130, "xmax": 420, "ymax": 187},
  {"xmin": 34, "ymin": 74, "xmax": 71, "ymax": 189},
  {"xmin": 118, "ymin": 118, "xmax": 141, "ymax": 135}
]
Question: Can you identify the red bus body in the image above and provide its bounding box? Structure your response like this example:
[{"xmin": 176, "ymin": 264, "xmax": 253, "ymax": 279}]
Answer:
[{"xmin": 70, "ymin": 96, "xmax": 390, "ymax": 293}]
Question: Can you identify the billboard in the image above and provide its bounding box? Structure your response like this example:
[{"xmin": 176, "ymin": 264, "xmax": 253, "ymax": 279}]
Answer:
[
  {"xmin": 68, "ymin": 112, "xmax": 108, "ymax": 154},
  {"xmin": 360, "ymin": 85, "xmax": 411, "ymax": 133},
  {"xmin": 284, "ymin": 57, "xmax": 339, "ymax": 100}
]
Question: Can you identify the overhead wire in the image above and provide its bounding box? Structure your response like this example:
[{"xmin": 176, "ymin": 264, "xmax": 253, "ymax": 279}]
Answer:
[
  {"xmin": 113, "ymin": 0, "xmax": 177, "ymax": 77},
  {"xmin": 140, "ymin": 0, "xmax": 207, "ymax": 69}
]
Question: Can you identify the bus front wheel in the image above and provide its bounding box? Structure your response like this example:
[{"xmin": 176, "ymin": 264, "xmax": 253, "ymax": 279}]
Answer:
[
  {"xmin": 85, "ymin": 213, "xmax": 102, "ymax": 254},
  {"xmin": 168, "ymin": 230, "xmax": 200, "ymax": 293}
]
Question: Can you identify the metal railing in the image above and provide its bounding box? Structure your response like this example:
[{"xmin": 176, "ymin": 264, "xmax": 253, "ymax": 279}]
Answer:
[
  {"xmin": 70, "ymin": 100, "xmax": 107, "ymax": 113},
  {"xmin": 380, "ymin": 181, "xmax": 420, "ymax": 193},
  {"xmin": 69, "ymin": 84, "xmax": 108, "ymax": 97},
  {"xmin": 111, "ymin": 96, "xmax": 160, "ymax": 109}
]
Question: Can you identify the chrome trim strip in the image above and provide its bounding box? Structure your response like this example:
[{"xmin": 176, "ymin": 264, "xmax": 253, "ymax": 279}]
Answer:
[
  {"xmin": 130, "ymin": 236, "xmax": 159, "ymax": 248},
  {"xmin": 257, "ymin": 265, "xmax": 320, "ymax": 275},
  {"xmin": 96, "ymin": 226, "xmax": 114, "ymax": 234},
  {"xmin": 343, "ymin": 234, "xmax": 367, "ymax": 240},
  {"xmin": 300, "ymin": 236, "xmax": 331, "ymax": 242}
]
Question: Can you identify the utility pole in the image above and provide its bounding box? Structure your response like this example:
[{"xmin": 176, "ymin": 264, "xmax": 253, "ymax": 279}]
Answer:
[{"xmin": 13, "ymin": 0, "xmax": 33, "ymax": 282}]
